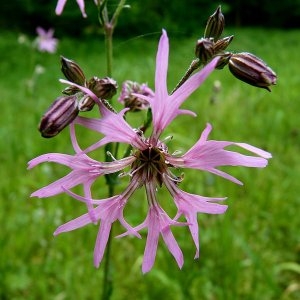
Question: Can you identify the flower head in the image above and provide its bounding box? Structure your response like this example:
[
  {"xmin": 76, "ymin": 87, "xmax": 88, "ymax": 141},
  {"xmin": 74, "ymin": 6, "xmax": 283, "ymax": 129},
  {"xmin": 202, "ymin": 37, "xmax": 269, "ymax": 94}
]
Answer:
[
  {"xmin": 35, "ymin": 27, "xmax": 58, "ymax": 53},
  {"xmin": 29, "ymin": 30, "xmax": 271, "ymax": 273}
]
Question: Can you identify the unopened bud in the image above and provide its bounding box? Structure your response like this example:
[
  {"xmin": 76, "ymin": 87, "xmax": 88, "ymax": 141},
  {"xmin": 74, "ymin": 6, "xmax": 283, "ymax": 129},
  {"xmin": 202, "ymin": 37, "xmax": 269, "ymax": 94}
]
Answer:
[
  {"xmin": 118, "ymin": 81, "xmax": 154, "ymax": 112},
  {"xmin": 213, "ymin": 35, "xmax": 234, "ymax": 54},
  {"xmin": 204, "ymin": 5, "xmax": 225, "ymax": 41},
  {"xmin": 62, "ymin": 85, "xmax": 81, "ymax": 95},
  {"xmin": 215, "ymin": 52, "xmax": 232, "ymax": 69},
  {"xmin": 60, "ymin": 56, "xmax": 86, "ymax": 85},
  {"xmin": 88, "ymin": 76, "xmax": 117, "ymax": 99},
  {"xmin": 229, "ymin": 52, "xmax": 277, "ymax": 91},
  {"xmin": 78, "ymin": 95, "xmax": 95, "ymax": 112},
  {"xmin": 195, "ymin": 38, "xmax": 214, "ymax": 64},
  {"xmin": 39, "ymin": 95, "xmax": 79, "ymax": 138}
]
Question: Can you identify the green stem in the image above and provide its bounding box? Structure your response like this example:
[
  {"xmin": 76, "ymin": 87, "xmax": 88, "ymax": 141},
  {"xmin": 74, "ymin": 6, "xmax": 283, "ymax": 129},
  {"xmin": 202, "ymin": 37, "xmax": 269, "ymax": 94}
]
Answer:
[
  {"xmin": 104, "ymin": 24, "xmax": 113, "ymax": 77},
  {"xmin": 101, "ymin": 143, "xmax": 115, "ymax": 300},
  {"xmin": 101, "ymin": 0, "xmax": 126, "ymax": 77},
  {"xmin": 98, "ymin": 2, "xmax": 114, "ymax": 299},
  {"xmin": 171, "ymin": 58, "xmax": 201, "ymax": 94},
  {"xmin": 98, "ymin": 2, "xmax": 127, "ymax": 299},
  {"xmin": 111, "ymin": 0, "xmax": 127, "ymax": 26},
  {"xmin": 101, "ymin": 223, "xmax": 113, "ymax": 300},
  {"xmin": 100, "ymin": 170, "xmax": 115, "ymax": 300}
]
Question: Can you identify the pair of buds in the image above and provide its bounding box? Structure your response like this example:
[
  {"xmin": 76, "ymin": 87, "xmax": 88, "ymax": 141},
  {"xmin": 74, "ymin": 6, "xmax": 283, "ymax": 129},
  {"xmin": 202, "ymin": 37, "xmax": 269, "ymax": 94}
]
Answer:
[{"xmin": 39, "ymin": 57, "xmax": 118, "ymax": 138}]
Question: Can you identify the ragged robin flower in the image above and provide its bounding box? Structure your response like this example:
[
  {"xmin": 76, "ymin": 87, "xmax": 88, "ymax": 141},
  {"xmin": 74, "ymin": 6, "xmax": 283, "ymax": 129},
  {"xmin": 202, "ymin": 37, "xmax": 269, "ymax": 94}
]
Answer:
[{"xmin": 28, "ymin": 30, "xmax": 272, "ymax": 273}]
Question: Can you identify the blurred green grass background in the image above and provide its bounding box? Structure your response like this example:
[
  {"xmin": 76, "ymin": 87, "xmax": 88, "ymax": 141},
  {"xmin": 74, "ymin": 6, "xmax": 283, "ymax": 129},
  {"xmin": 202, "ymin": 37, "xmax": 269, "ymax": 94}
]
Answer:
[{"xmin": 1, "ymin": 28, "xmax": 300, "ymax": 299}]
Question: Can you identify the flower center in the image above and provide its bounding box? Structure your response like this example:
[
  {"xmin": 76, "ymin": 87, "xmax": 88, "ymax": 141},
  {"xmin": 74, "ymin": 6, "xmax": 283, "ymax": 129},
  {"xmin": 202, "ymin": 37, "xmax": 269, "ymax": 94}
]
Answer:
[{"xmin": 133, "ymin": 145, "xmax": 168, "ymax": 185}]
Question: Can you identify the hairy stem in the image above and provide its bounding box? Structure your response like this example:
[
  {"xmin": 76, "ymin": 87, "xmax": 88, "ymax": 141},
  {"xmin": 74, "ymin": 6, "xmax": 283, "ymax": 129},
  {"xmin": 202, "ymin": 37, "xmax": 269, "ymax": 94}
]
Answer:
[{"xmin": 171, "ymin": 59, "xmax": 201, "ymax": 94}]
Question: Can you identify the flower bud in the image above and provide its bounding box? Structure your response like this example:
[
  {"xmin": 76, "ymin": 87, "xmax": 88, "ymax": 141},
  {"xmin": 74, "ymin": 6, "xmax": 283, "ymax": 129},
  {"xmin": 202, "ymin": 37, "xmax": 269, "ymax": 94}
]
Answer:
[
  {"xmin": 88, "ymin": 76, "xmax": 118, "ymax": 99},
  {"xmin": 195, "ymin": 38, "xmax": 214, "ymax": 64},
  {"xmin": 39, "ymin": 95, "xmax": 79, "ymax": 138},
  {"xmin": 229, "ymin": 52, "xmax": 277, "ymax": 91},
  {"xmin": 62, "ymin": 85, "xmax": 81, "ymax": 95},
  {"xmin": 78, "ymin": 95, "xmax": 95, "ymax": 112},
  {"xmin": 213, "ymin": 35, "xmax": 234, "ymax": 54},
  {"xmin": 204, "ymin": 5, "xmax": 225, "ymax": 41},
  {"xmin": 60, "ymin": 56, "xmax": 86, "ymax": 85},
  {"xmin": 215, "ymin": 52, "xmax": 232, "ymax": 69},
  {"xmin": 118, "ymin": 81, "xmax": 154, "ymax": 112}
]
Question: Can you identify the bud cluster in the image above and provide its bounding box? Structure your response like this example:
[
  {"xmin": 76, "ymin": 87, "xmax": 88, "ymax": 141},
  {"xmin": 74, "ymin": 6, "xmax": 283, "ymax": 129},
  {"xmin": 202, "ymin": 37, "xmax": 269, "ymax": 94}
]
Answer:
[
  {"xmin": 38, "ymin": 7, "xmax": 277, "ymax": 139},
  {"xmin": 195, "ymin": 6, "xmax": 233, "ymax": 68},
  {"xmin": 195, "ymin": 6, "xmax": 277, "ymax": 91},
  {"xmin": 39, "ymin": 57, "xmax": 118, "ymax": 138}
]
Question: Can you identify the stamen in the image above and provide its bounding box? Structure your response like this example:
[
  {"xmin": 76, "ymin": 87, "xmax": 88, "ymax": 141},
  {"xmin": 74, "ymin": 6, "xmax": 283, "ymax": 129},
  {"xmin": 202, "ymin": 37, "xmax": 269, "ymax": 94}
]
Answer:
[
  {"xmin": 129, "ymin": 162, "xmax": 147, "ymax": 177},
  {"xmin": 133, "ymin": 128, "xmax": 144, "ymax": 137},
  {"xmin": 118, "ymin": 171, "xmax": 130, "ymax": 178},
  {"xmin": 106, "ymin": 151, "xmax": 117, "ymax": 161},
  {"xmin": 172, "ymin": 150, "xmax": 182, "ymax": 156},
  {"xmin": 166, "ymin": 171, "xmax": 184, "ymax": 183},
  {"xmin": 162, "ymin": 135, "xmax": 173, "ymax": 143}
]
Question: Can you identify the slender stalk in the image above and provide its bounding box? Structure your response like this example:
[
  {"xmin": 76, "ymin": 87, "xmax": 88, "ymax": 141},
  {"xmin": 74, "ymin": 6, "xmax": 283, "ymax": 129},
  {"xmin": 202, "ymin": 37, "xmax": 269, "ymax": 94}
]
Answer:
[
  {"xmin": 102, "ymin": 0, "xmax": 126, "ymax": 77},
  {"xmin": 171, "ymin": 58, "xmax": 201, "ymax": 94},
  {"xmin": 104, "ymin": 24, "xmax": 113, "ymax": 77},
  {"xmin": 98, "ymin": 2, "xmax": 127, "ymax": 299},
  {"xmin": 100, "ymin": 186, "xmax": 114, "ymax": 300},
  {"xmin": 99, "ymin": 2, "xmax": 114, "ymax": 298},
  {"xmin": 111, "ymin": 0, "xmax": 127, "ymax": 26}
]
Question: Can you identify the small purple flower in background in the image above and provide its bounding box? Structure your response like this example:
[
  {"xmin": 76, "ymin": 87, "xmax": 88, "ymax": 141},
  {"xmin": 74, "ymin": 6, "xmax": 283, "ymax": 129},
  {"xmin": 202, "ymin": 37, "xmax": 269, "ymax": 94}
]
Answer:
[
  {"xmin": 55, "ymin": 0, "xmax": 88, "ymax": 18},
  {"xmin": 35, "ymin": 27, "xmax": 58, "ymax": 53},
  {"xmin": 29, "ymin": 30, "xmax": 271, "ymax": 273},
  {"xmin": 118, "ymin": 80, "xmax": 154, "ymax": 112}
]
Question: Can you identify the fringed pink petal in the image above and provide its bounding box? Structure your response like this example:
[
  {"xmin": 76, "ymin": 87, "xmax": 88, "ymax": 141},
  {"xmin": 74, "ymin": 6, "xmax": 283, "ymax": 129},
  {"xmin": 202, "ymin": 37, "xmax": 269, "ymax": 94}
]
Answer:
[
  {"xmin": 76, "ymin": 0, "xmax": 87, "ymax": 17},
  {"xmin": 142, "ymin": 212, "xmax": 160, "ymax": 273},
  {"xmin": 170, "ymin": 57, "xmax": 219, "ymax": 109},
  {"xmin": 30, "ymin": 171, "xmax": 88, "ymax": 198},
  {"xmin": 94, "ymin": 221, "xmax": 111, "ymax": 267},
  {"xmin": 55, "ymin": 0, "xmax": 67, "ymax": 15},
  {"xmin": 54, "ymin": 209, "xmax": 98, "ymax": 235},
  {"xmin": 161, "ymin": 227, "xmax": 184, "ymax": 269},
  {"xmin": 155, "ymin": 29, "xmax": 169, "ymax": 105}
]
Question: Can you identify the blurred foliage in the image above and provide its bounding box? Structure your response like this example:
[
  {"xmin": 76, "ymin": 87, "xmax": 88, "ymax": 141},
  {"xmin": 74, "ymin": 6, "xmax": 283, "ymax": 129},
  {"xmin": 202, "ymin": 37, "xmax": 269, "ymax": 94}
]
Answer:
[
  {"xmin": 1, "ymin": 0, "xmax": 300, "ymax": 39},
  {"xmin": 228, "ymin": 0, "xmax": 300, "ymax": 27}
]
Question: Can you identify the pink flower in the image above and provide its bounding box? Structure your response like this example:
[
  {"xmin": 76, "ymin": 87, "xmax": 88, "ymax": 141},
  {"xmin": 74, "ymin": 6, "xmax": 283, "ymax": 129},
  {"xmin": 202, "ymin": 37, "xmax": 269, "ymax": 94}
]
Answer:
[
  {"xmin": 55, "ymin": 0, "xmax": 88, "ymax": 17},
  {"xmin": 35, "ymin": 27, "xmax": 58, "ymax": 53},
  {"xmin": 28, "ymin": 124, "xmax": 135, "ymax": 221},
  {"xmin": 29, "ymin": 30, "xmax": 271, "ymax": 273},
  {"xmin": 167, "ymin": 123, "xmax": 271, "ymax": 185},
  {"xmin": 165, "ymin": 181, "xmax": 227, "ymax": 259},
  {"xmin": 54, "ymin": 183, "xmax": 142, "ymax": 266},
  {"xmin": 117, "ymin": 189, "xmax": 187, "ymax": 273},
  {"xmin": 118, "ymin": 80, "xmax": 154, "ymax": 112}
]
